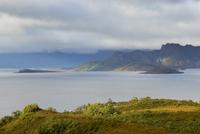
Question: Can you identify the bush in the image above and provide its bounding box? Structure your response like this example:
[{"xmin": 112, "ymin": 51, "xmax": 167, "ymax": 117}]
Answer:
[
  {"xmin": 82, "ymin": 103, "xmax": 119, "ymax": 116},
  {"xmin": 11, "ymin": 110, "xmax": 21, "ymax": 117},
  {"xmin": 22, "ymin": 104, "xmax": 41, "ymax": 115},
  {"xmin": 0, "ymin": 116, "xmax": 13, "ymax": 127},
  {"xmin": 0, "ymin": 110, "xmax": 21, "ymax": 127},
  {"xmin": 129, "ymin": 97, "xmax": 139, "ymax": 103}
]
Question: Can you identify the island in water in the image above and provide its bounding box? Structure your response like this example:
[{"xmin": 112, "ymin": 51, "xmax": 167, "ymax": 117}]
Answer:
[
  {"xmin": 17, "ymin": 69, "xmax": 61, "ymax": 73},
  {"xmin": 142, "ymin": 67, "xmax": 183, "ymax": 74},
  {"xmin": 1, "ymin": 97, "xmax": 200, "ymax": 134}
]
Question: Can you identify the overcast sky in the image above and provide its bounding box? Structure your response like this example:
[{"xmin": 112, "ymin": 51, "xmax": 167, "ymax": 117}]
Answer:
[{"xmin": 0, "ymin": 0, "xmax": 200, "ymax": 53}]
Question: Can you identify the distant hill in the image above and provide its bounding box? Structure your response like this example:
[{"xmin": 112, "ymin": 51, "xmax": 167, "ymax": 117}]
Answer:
[
  {"xmin": 159, "ymin": 43, "xmax": 200, "ymax": 68},
  {"xmin": 74, "ymin": 43, "xmax": 200, "ymax": 73},
  {"xmin": 0, "ymin": 51, "xmax": 113, "ymax": 68}
]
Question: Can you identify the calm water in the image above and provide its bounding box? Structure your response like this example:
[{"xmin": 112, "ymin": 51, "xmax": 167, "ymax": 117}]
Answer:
[{"xmin": 0, "ymin": 69, "xmax": 200, "ymax": 117}]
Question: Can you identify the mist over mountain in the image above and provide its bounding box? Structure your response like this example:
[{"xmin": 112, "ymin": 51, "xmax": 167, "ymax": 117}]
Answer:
[
  {"xmin": 75, "ymin": 43, "xmax": 200, "ymax": 72},
  {"xmin": 0, "ymin": 51, "xmax": 113, "ymax": 68},
  {"xmin": 1, "ymin": 43, "xmax": 200, "ymax": 72}
]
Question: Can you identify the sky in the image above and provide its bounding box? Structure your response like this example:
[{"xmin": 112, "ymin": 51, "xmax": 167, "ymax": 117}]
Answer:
[{"xmin": 0, "ymin": 0, "xmax": 200, "ymax": 53}]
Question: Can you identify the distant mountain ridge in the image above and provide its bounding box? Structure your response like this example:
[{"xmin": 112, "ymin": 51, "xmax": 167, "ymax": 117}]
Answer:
[
  {"xmin": 75, "ymin": 43, "xmax": 200, "ymax": 72},
  {"xmin": 159, "ymin": 44, "xmax": 200, "ymax": 68},
  {"xmin": 0, "ymin": 51, "xmax": 113, "ymax": 68}
]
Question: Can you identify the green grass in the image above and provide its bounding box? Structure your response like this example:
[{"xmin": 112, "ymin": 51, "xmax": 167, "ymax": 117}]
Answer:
[{"xmin": 1, "ymin": 97, "xmax": 200, "ymax": 134}]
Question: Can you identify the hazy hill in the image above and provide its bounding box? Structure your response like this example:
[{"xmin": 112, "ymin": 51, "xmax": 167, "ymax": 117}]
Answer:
[
  {"xmin": 0, "ymin": 51, "xmax": 113, "ymax": 68},
  {"xmin": 75, "ymin": 43, "xmax": 200, "ymax": 72},
  {"xmin": 159, "ymin": 43, "xmax": 200, "ymax": 68}
]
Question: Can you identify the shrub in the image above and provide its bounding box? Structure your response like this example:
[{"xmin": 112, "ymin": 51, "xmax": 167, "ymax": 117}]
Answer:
[
  {"xmin": 82, "ymin": 103, "xmax": 119, "ymax": 116},
  {"xmin": 0, "ymin": 110, "xmax": 21, "ymax": 127},
  {"xmin": 11, "ymin": 110, "xmax": 21, "ymax": 117},
  {"xmin": 0, "ymin": 116, "xmax": 13, "ymax": 127},
  {"xmin": 22, "ymin": 104, "xmax": 41, "ymax": 115},
  {"xmin": 129, "ymin": 97, "xmax": 139, "ymax": 103}
]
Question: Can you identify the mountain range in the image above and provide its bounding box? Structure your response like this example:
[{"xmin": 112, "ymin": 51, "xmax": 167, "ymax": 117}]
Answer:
[
  {"xmin": 1, "ymin": 43, "xmax": 199, "ymax": 74},
  {"xmin": 0, "ymin": 51, "xmax": 112, "ymax": 68},
  {"xmin": 74, "ymin": 43, "xmax": 200, "ymax": 73}
]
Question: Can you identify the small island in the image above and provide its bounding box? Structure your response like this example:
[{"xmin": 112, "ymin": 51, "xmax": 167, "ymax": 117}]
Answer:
[
  {"xmin": 142, "ymin": 67, "xmax": 183, "ymax": 74},
  {"xmin": 17, "ymin": 69, "xmax": 60, "ymax": 73}
]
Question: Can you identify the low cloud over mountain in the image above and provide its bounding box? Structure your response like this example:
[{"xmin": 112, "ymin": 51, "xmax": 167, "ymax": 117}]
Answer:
[
  {"xmin": 75, "ymin": 43, "xmax": 200, "ymax": 72},
  {"xmin": 0, "ymin": 0, "xmax": 200, "ymax": 53}
]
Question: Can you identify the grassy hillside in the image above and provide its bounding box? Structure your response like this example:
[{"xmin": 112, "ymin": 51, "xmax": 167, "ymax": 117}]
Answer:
[{"xmin": 1, "ymin": 97, "xmax": 200, "ymax": 134}]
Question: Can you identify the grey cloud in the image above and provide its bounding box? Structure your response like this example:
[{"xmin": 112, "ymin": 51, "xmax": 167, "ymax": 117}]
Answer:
[{"xmin": 0, "ymin": 0, "xmax": 200, "ymax": 53}]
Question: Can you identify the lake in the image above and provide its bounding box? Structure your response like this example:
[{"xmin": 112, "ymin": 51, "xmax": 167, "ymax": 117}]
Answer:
[{"xmin": 0, "ymin": 69, "xmax": 200, "ymax": 117}]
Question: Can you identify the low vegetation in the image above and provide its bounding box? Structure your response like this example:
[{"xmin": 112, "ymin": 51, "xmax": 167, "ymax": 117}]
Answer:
[{"xmin": 1, "ymin": 97, "xmax": 200, "ymax": 134}]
